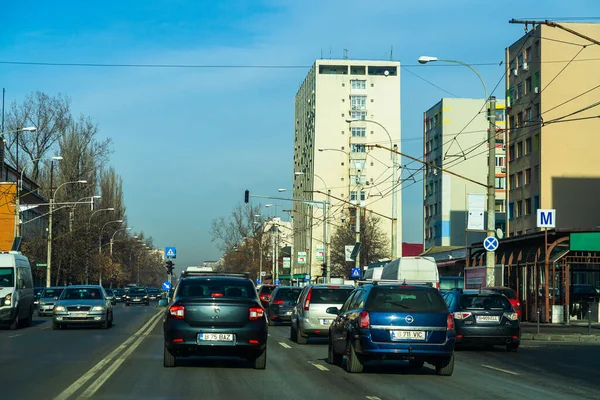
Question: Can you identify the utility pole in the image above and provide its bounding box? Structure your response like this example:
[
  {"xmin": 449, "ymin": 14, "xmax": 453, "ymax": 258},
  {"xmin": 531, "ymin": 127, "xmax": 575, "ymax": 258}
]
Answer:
[
  {"xmin": 323, "ymin": 198, "xmax": 329, "ymax": 284},
  {"xmin": 486, "ymin": 96, "xmax": 497, "ymax": 287},
  {"xmin": 391, "ymin": 144, "xmax": 398, "ymax": 259},
  {"xmin": 325, "ymin": 190, "xmax": 331, "ymax": 283},
  {"xmin": 355, "ymin": 170, "xmax": 362, "ymax": 275},
  {"xmin": 45, "ymin": 162, "xmax": 55, "ymax": 288}
]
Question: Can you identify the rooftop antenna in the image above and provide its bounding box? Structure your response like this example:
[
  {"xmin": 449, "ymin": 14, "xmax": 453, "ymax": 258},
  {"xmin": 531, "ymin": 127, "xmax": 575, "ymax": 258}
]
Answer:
[
  {"xmin": 343, "ymin": 48, "xmax": 348, "ymax": 59},
  {"xmin": 329, "ymin": 46, "xmax": 332, "ymax": 59},
  {"xmin": 390, "ymin": 46, "xmax": 393, "ymax": 60},
  {"xmin": 320, "ymin": 49, "xmax": 323, "ymax": 59}
]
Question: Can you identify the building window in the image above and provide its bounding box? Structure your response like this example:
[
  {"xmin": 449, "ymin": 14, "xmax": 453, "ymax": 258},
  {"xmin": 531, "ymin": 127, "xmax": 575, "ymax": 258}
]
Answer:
[
  {"xmin": 350, "ymin": 175, "xmax": 367, "ymax": 185},
  {"xmin": 351, "ymin": 160, "xmax": 366, "ymax": 169},
  {"xmin": 350, "ymin": 79, "xmax": 366, "ymax": 89},
  {"xmin": 525, "ymin": 198, "xmax": 532, "ymax": 215},
  {"xmin": 525, "ymin": 168, "xmax": 531, "ymax": 185},
  {"xmin": 525, "ymin": 46, "xmax": 532, "ymax": 62},
  {"xmin": 351, "ymin": 127, "xmax": 366, "ymax": 137},
  {"xmin": 360, "ymin": 191, "xmax": 366, "ymax": 201},
  {"xmin": 516, "ymin": 171, "xmax": 523, "ymax": 187},
  {"xmin": 434, "ymin": 203, "xmax": 438, "ymax": 215},
  {"xmin": 517, "ymin": 112, "xmax": 524, "ymax": 127},
  {"xmin": 535, "ymin": 165, "xmax": 540, "ymax": 182},
  {"xmin": 350, "ymin": 111, "xmax": 366, "ymax": 120},
  {"xmin": 517, "ymin": 82, "xmax": 524, "ymax": 98},
  {"xmin": 534, "ymin": 195, "xmax": 540, "ymax": 212},
  {"xmin": 533, "ymin": 133, "xmax": 540, "ymax": 151},
  {"xmin": 350, "ymin": 191, "xmax": 357, "ymax": 201},
  {"xmin": 517, "ymin": 53, "xmax": 524, "ymax": 68},
  {"xmin": 526, "ymin": 108, "xmax": 533, "ymax": 123},
  {"xmin": 351, "ymin": 144, "xmax": 366, "ymax": 153},
  {"xmin": 495, "ymin": 177, "xmax": 506, "ymax": 189},
  {"xmin": 508, "ymin": 202, "xmax": 515, "ymax": 220},
  {"xmin": 535, "ymin": 103, "xmax": 541, "ymax": 119},
  {"xmin": 516, "ymin": 142, "xmax": 523, "ymax": 158},
  {"xmin": 509, "ymin": 174, "xmax": 516, "ymax": 189},
  {"xmin": 495, "ymin": 199, "xmax": 505, "ymax": 212},
  {"xmin": 525, "ymin": 138, "xmax": 532, "ymax": 154},
  {"xmin": 350, "ymin": 96, "xmax": 367, "ymax": 111},
  {"xmin": 517, "ymin": 200, "xmax": 523, "ymax": 217},
  {"xmin": 509, "ymin": 145, "xmax": 515, "ymax": 161},
  {"xmin": 495, "ymin": 155, "xmax": 505, "ymax": 167}
]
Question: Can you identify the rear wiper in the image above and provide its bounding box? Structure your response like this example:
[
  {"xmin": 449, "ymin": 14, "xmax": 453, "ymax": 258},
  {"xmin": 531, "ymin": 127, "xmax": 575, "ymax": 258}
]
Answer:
[{"xmin": 386, "ymin": 301, "xmax": 409, "ymax": 309}]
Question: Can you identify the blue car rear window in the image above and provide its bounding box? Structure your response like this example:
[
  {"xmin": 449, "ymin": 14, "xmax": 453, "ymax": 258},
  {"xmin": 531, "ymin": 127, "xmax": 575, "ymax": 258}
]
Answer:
[{"xmin": 366, "ymin": 287, "xmax": 447, "ymax": 312}]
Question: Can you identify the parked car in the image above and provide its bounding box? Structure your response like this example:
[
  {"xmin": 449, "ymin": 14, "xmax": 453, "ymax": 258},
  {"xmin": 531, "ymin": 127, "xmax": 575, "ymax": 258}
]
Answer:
[
  {"xmin": 484, "ymin": 287, "xmax": 522, "ymax": 319},
  {"xmin": 104, "ymin": 288, "xmax": 116, "ymax": 305},
  {"xmin": 267, "ymin": 286, "xmax": 302, "ymax": 325},
  {"xmin": 52, "ymin": 285, "xmax": 113, "ymax": 330},
  {"xmin": 443, "ymin": 289, "xmax": 520, "ymax": 351},
  {"xmin": 569, "ymin": 284, "xmax": 600, "ymax": 318},
  {"xmin": 0, "ymin": 252, "xmax": 34, "ymax": 330},
  {"xmin": 38, "ymin": 286, "xmax": 65, "ymax": 316},
  {"xmin": 125, "ymin": 287, "xmax": 149, "ymax": 306},
  {"xmin": 328, "ymin": 283, "xmax": 456, "ymax": 375},
  {"xmin": 257, "ymin": 284, "xmax": 276, "ymax": 309},
  {"xmin": 163, "ymin": 271, "xmax": 267, "ymax": 369},
  {"xmin": 290, "ymin": 284, "xmax": 354, "ymax": 344}
]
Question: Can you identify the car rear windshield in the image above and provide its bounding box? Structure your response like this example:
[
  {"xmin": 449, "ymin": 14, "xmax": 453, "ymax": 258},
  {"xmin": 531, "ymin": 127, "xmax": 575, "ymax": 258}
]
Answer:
[
  {"xmin": 61, "ymin": 288, "xmax": 103, "ymax": 300},
  {"xmin": 129, "ymin": 288, "xmax": 147, "ymax": 295},
  {"xmin": 260, "ymin": 286, "xmax": 276, "ymax": 294},
  {"xmin": 179, "ymin": 279, "xmax": 255, "ymax": 299},
  {"xmin": 42, "ymin": 288, "xmax": 64, "ymax": 298},
  {"xmin": 366, "ymin": 287, "xmax": 447, "ymax": 312},
  {"xmin": 310, "ymin": 288, "xmax": 353, "ymax": 304},
  {"xmin": 486, "ymin": 288, "xmax": 516, "ymax": 299},
  {"xmin": 460, "ymin": 294, "xmax": 512, "ymax": 311},
  {"xmin": 105, "ymin": 289, "xmax": 114, "ymax": 296},
  {"xmin": 274, "ymin": 288, "xmax": 302, "ymax": 301}
]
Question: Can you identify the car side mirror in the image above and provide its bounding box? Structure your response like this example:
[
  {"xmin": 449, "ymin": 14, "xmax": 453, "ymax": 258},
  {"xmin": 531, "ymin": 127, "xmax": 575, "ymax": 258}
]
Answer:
[
  {"xmin": 326, "ymin": 307, "xmax": 339, "ymax": 315},
  {"xmin": 18, "ymin": 278, "xmax": 25, "ymax": 289}
]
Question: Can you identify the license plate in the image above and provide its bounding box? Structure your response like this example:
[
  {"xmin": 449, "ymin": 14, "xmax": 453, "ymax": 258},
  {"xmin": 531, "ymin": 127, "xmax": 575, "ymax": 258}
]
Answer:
[
  {"xmin": 133, "ymin": 298, "xmax": 140, "ymax": 301},
  {"xmin": 198, "ymin": 333, "xmax": 234, "ymax": 341},
  {"xmin": 390, "ymin": 330, "xmax": 426, "ymax": 340},
  {"xmin": 69, "ymin": 312, "xmax": 88, "ymax": 318},
  {"xmin": 476, "ymin": 315, "xmax": 499, "ymax": 322},
  {"xmin": 320, "ymin": 319, "xmax": 332, "ymax": 325}
]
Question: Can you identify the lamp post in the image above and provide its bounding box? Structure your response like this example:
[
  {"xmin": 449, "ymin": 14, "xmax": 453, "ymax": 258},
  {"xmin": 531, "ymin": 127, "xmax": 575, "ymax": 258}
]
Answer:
[
  {"xmin": 85, "ymin": 206, "xmax": 114, "ymax": 284},
  {"xmin": 98, "ymin": 219, "xmax": 123, "ymax": 286},
  {"xmin": 16, "ymin": 155, "xmax": 63, "ymax": 238},
  {"xmin": 418, "ymin": 55, "xmax": 496, "ymax": 286},
  {"xmin": 110, "ymin": 227, "xmax": 132, "ymax": 257},
  {"xmin": 46, "ymin": 178, "xmax": 88, "ymax": 287},
  {"xmin": 346, "ymin": 118, "xmax": 399, "ymax": 259}
]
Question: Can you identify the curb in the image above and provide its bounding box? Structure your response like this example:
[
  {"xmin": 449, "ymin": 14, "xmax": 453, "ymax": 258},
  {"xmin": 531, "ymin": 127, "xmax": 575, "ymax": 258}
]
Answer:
[{"xmin": 521, "ymin": 332, "xmax": 600, "ymax": 342}]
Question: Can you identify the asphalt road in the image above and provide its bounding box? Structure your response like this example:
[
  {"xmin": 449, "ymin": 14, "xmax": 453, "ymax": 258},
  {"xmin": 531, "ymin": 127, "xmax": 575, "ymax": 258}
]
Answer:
[{"xmin": 3, "ymin": 310, "xmax": 600, "ymax": 400}]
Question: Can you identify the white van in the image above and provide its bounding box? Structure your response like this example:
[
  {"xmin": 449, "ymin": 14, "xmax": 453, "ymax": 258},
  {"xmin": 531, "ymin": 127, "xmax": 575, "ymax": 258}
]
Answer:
[
  {"xmin": 363, "ymin": 266, "xmax": 385, "ymax": 280},
  {"xmin": 0, "ymin": 252, "xmax": 34, "ymax": 329},
  {"xmin": 378, "ymin": 256, "xmax": 440, "ymax": 289}
]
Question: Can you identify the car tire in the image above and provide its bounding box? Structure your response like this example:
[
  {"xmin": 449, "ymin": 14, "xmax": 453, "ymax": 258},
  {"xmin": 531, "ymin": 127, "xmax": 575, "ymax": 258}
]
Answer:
[
  {"xmin": 346, "ymin": 343, "xmax": 364, "ymax": 373},
  {"xmin": 435, "ymin": 353, "xmax": 455, "ymax": 376},
  {"xmin": 296, "ymin": 325, "xmax": 307, "ymax": 345},
  {"xmin": 125, "ymin": 303, "xmax": 130, "ymax": 307},
  {"xmin": 164, "ymin": 345, "xmax": 176, "ymax": 368},
  {"xmin": 290, "ymin": 325, "xmax": 297, "ymax": 342},
  {"xmin": 9, "ymin": 314, "xmax": 19, "ymax": 330},
  {"xmin": 507, "ymin": 343, "xmax": 519, "ymax": 352},
  {"xmin": 328, "ymin": 338, "xmax": 343, "ymax": 366},
  {"xmin": 108, "ymin": 312, "xmax": 114, "ymax": 328},
  {"xmin": 408, "ymin": 359, "xmax": 425, "ymax": 370},
  {"xmin": 145, "ymin": 302, "xmax": 149, "ymax": 306},
  {"xmin": 268, "ymin": 318, "xmax": 276, "ymax": 326},
  {"xmin": 252, "ymin": 348, "xmax": 267, "ymax": 370},
  {"xmin": 24, "ymin": 307, "xmax": 33, "ymax": 327},
  {"xmin": 38, "ymin": 312, "xmax": 42, "ymax": 318},
  {"xmin": 52, "ymin": 321, "xmax": 60, "ymax": 330}
]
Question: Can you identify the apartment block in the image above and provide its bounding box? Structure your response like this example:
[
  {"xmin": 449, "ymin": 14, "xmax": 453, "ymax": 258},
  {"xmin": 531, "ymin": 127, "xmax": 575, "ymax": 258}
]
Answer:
[
  {"xmin": 505, "ymin": 23, "xmax": 600, "ymax": 236},
  {"xmin": 293, "ymin": 60, "xmax": 402, "ymax": 279},
  {"xmin": 423, "ymin": 98, "xmax": 506, "ymax": 250}
]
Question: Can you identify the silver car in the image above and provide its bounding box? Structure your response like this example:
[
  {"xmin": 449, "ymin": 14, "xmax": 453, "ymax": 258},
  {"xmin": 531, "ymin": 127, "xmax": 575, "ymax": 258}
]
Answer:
[
  {"xmin": 38, "ymin": 287, "xmax": 65, "ymax": 317},
  {"xmin": 52, "ymin": 285, "xmax": 113, "ymax": 330},
  {"xmin": 290, "ymin": 284, "xmax": 354, "ymax": 344}
]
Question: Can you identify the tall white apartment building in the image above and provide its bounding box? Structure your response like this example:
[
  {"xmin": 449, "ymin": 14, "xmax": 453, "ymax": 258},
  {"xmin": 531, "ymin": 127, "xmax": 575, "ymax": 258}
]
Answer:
[
  {"xmin": 423, "ymin": 98, "xmax": 506, "ymax": 250},
  {"xmin": 292, "ymin": 60, "xmax": 402, "ymax": 281}
]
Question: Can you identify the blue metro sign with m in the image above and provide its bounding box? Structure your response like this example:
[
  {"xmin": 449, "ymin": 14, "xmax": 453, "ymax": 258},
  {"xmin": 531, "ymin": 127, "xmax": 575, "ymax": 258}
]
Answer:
[{"xmin": 537, "ymin": 209, "xmax": 556, "ymax": 228}]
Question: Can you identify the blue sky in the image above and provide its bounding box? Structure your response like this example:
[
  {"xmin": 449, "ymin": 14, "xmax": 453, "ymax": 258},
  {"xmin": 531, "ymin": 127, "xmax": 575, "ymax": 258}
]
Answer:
[{"xmin": 1, "ymin": 0, "xmax": 597, "ymax": 270}]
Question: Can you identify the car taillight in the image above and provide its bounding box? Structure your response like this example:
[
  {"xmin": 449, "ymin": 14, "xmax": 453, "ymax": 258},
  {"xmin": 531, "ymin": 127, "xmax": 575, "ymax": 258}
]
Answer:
[
  {"xmin": 249, "ymin": 307, "xmax": 264, "ymax": 321},
  {"xmin": 436, "ymin": 282, "xmax": 440, "ymax": 290},
  {"xmin": 359, "ymin": 310, "xmax": 370, "ymax": 328},
  {"xmin": 304, "ymin": 288, "xmax": 313, "ymax": 311},
  {"xmin": 447, "ymin": 313, "xmax": 455, "ymax": 330},
  {"xmin": 260, "ymin": 294, "xmax": 270, "ymax": 301},
  {"xmin": 211, "ymin": 293, "xmax": 223, "ymax": 297},
  {"xmin": 169, "ymin": 305, "xmax": 185, "ymax": 320},
  {"xmin": 453, "ymin": 312, "xmax": 472, "ymax": 320},
  {"xmin": 273, "ymin": 299, "xmax": 284, "ymax": 305},
  {"xmin": 516, "ymin": 301, "xmax": 521, "ymax": 307},
  {"xmin": 503, "ymin": 312, "xmax": 519, "ymax": 321}
]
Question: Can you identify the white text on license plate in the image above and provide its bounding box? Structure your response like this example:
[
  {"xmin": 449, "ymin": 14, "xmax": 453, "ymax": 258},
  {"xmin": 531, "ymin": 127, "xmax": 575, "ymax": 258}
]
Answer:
[
  {"xmin": 476, "ymin": 315, "xmax": 499, "ymax": 322},
  {"xmin": 69, "ymin": 312, "xmax": 88, "ymax": 318},
  {"xmin": 198, "ymin": 333, "xmax": 234, "ymax": 341},
  {"xmin": 320, "ymin": 319, "xmax": 332, "ymax": 325},
  {"xmin": 390, "ymin": 330, "xmax": 426, "ymax": 340}
]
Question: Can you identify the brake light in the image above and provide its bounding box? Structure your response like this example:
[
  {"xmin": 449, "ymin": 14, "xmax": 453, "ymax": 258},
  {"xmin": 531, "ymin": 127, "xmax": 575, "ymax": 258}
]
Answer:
[
  {"xmin": 447, "ymin": 313, "xmax": 455, "ymax": 330},
  {"xmin": 272, "ymin": 299, "xmax": 284, "ymax": 305},
  {"xmin": 169, "ymin": 305, "xmax": 185, "ymax": 320},
  {"xmin": 436, "ymin": 282, "xmax": 440, "ymax": 290},
  {"xmin": 516, "ymin": 301, "xmax": 521, "ymax": 307},
  {"xmin": 249, "ymin": 307, "xmax": 264, "ymax": 321},
  {"xmin": 327, "ymin": 286, "xmax": 340, "ymax": 289},
  {"xmin": 359, "ymin": 310, "xmax": 370, "ymax": 328},
  {"xmin": 304, "ymin": 288, "xmax": 312, "ymax": 311},
  {"xmin": 172, "ymin": 338, "xmax": 184, "ymax": 343},
  {"xmin": 249, "ymin": 339, "xmax": 260, "ymax": 345},
  {"xmin": 453, "ymin": 312, "xmax": 472, "ymax": 320},
  {"xmin": 260, "ymin": 294, "xmax": 270, "ymax": 301},
  {"xmin": 503, "ymin": 312, "xmax": 519, "ymax": 321},
  {"xmin": 211, "ymin": 293, "xmax": 223, "ymax": 297}
]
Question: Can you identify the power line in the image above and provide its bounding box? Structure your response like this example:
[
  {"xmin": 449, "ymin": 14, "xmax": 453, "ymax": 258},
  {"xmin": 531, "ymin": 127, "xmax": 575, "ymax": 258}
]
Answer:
[{"xmin": 403, "ymin": 67, "xmax": 459, "ymax": 97}]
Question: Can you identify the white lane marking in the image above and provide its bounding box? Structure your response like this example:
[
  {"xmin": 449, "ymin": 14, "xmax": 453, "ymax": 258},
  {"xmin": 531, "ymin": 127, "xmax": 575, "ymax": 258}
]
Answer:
[
  {"xmin": 53, "ymin": 310, "xmax": 163, "ymax": 400},
  {"xmin": 279, "ymin": 342, "xmax": 291, "ymax": 349},
  {"xmin": 309, "ymin": 361, "xmax": 329, "ymax": 371},
  {"xmin": 366, "ymin": 397, "xmax": 382, "ymax": 400},
  {"xmin": 78, "ymin": 312, "xmax": 162, "ymax": 398},
  {"xmin": 41, "ymin": 326, "xmax": 51, "ymax": 330},
  {"xmin": 9, "ymin": 334, "xmax": 22, "ymax": 338},
  {"xmin": 481, "ymin": 364, "xmax": 519, "ymax": 375}
]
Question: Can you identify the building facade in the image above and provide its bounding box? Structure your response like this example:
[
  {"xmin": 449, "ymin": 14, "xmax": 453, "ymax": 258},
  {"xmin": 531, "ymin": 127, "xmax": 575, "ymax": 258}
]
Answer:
[
  {"xmin": 423, "ymin": 98, "xmax": 506, "ymax": 250},
  {"xmin": 505, "ymin": 23, "xmax": 600, "ymax": 236},
  {"xmin": 293, "ymin": 60, "xmax": 402, "ymax": 280}
]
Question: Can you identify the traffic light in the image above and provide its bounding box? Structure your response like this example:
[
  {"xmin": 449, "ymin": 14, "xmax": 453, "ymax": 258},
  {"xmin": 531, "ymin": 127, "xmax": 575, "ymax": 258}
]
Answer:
[
  {"xmin": 244, "ymin": 189, "xmax": 249, "ymax": 203},
  {"xmin": 321, "ymin": 263, "xmax": 327, "ymax": 277},
  {"xmin": 166, "ymin": 260, "xmax": 174, "ymax": 275}
]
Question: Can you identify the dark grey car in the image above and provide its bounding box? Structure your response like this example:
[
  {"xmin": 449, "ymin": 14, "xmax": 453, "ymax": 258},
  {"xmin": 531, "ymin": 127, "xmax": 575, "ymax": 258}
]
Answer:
[
  {"xmin": 38, "ymin": 287, "xmax": 65, "ymax": 317},
  {"xmin": 267, "ymin": 286, "xmax": 302, "ymax": 326},
  {"xmin": 52, "ymin": 285, "xmax": 113, "ymax": 330}
]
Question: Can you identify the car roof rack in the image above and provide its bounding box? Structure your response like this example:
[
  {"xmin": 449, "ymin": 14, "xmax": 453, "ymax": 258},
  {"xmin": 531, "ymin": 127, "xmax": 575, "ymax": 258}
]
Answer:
[{"xmin": 181, "ymin": 271, "xmax": 250, "ymax": 279}]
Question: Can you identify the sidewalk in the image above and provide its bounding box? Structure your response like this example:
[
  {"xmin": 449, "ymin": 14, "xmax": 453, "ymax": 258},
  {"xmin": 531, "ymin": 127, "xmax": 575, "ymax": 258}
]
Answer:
[{"xmin": 521, "ymin": 321, "xmax": 600, "ymax": 342}]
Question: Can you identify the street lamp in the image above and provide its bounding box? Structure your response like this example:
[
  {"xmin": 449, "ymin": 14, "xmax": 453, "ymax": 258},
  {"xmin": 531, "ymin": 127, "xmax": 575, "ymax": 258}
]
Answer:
[
  {"xmin": 46, "ymin": 179, "xmax": 87, "ymax": 287},
  {"xmin": 346, "ymin": 117, "xmax": 399, "ymax": 259},
  {"xmin": 98, "ymin": 220, "xmax": 123, "ymax": 286},
  {"xmin": 418, "ymin": 55, "xmax": 497, "ymax": 286},
  {"xmin": 110, "ymin": 227, "xmax": 132, "ymax": 256}
]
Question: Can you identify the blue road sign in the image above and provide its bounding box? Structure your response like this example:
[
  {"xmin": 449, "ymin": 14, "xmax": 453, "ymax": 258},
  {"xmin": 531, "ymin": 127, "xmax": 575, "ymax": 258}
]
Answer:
[
  {"xmin": 256, "ymin": 278, "xmax": 262, "ymax": 284},
  {"xmin": 274, "ymin": 279, "xmax": 281, "ymax": 285},
  {"xmin": 162, "ymin": 281, "xmax": 172, "ymax": 291},
  {"xmin": 351, "ymin": 267, "xmax": 361, "ymax": 279},
  {"xmin": 305, "ymin": 274, "xmax": 311, "ymax": 282},
  {"xmin": 483, "ymin": 236, "xmax": 499, "ymax": 252},
  {"xmin": 165, "ymin": 247, "xmax": 176, "ymax": 258}
]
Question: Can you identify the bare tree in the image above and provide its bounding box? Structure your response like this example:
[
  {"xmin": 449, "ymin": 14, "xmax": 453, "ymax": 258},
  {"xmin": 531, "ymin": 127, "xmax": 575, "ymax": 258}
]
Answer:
[{"xmin": 210, "ymin": 203, "xmax": 263, "ymax": 253}]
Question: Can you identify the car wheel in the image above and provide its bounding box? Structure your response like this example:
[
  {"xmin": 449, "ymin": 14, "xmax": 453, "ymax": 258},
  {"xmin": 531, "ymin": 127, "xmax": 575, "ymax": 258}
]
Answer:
[
  {"xmin": 328, "ymin": 338, "xmax": 343, "ymax": 366},
  {"xmin": 52, "ymin": 321, "xmax": 60, "ymax": 330},
  {"xmin": 252, "ymin": 348, "xmax": 267, "ymax": 370},
  {"xmin": 268, "ymin": 318, "xmax": 276, "ymax": 326},
  {"xmin": 108, "ymin": 312, "xmax": 114, "ymax": 328},
  {"xmin": 25, "ymin": 307, "xmax": 33, "ymax": 327},
  {"xmin": 296, "ymin": 325, "xmax": 307, "ymax": 345},
  {"xmin": 290, "ymin": 325, "xmax": 297, "ymax": 342},
  {"xmin": 346, "ymin": 343, "xmax": 364, "ymax": 373},
  {"xmin": 408, "ymin": 359, "xmax": 425, "ymax": 370},
  {"xmin": 125, "ymin": 303, "xmax": 130, "ymax": 307},
  {"xmin": 38, "ymin": 312, "xmax": 42, "ymax": 318},
  {"xmin": 9, "ymin": 314, "xmax": 19, "ymax": 330},
  {"xmin": 435, "ymin": 353, "xmax": 455, "ymax": 376},
  {"xmin": 163, "ymin": 345, "xmax": 176, "ymax": 368},
  {"xmin": 145, "ymin": 302, "xmax": 149, "ymax": 306},
  {"xmin": 101, "ymin": 314, "xmax": 109, "ymax": 329},
  {"xmin": 507, "ymin": 343, "xmax": 519, "ymax": 352}
]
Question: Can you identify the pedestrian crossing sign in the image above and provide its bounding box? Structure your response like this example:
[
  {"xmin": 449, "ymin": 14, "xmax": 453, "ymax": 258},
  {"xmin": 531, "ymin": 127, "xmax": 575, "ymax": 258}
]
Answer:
[{"xmin": 165, "ymin": 247, "xmax": 176, "ymax": 259}]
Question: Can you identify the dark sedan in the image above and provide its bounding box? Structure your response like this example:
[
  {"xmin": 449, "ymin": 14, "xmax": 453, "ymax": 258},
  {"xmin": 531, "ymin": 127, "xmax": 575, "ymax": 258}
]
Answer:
[
  {"xmin": 267, "ymin": 286, "xmax": 302, "ymax": 326},
  {"xmin": 163, "ymin": 272, "xmax": 267, "ymax": 369},
  {"xmin": 125, "ymin": 287, "xmax": 149, "ymax": 306}
]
